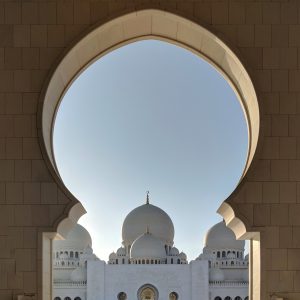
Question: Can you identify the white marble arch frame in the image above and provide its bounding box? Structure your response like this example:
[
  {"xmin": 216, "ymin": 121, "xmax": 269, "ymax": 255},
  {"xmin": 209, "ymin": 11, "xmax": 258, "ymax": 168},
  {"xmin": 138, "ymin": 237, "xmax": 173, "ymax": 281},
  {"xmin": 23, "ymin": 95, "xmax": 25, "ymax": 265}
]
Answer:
[{"xmin": 38, "ymin": 8, "xmax": 261, "ymax": 300}]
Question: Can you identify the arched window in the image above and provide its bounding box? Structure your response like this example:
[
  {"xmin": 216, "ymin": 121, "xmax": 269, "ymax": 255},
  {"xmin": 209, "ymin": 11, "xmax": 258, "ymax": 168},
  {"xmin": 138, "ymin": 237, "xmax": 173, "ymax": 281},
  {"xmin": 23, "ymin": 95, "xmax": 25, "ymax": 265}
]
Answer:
[
  {"xmin": 54, "ymin": 297, "xmax": 61, "ymax": 300},
  {"xmin": 217, "ymin": 251, "xmax": 220, "ymax": 258},
  {"xmin": 70, "ymin": 251, "xmax": 73, "ymax": 258},
  {"xmin": 74, "ymin": 297, "xmax": 81, "ymax": 300},
  {"xmin": 137, "ymin": 284, "xmax": 158, "ymax": 300},
  {"xmin": 146, "ymin": 259, "xmax": 149, "ymax": 264},
  {"xmin": 75, "ymin": 252, "xmax": 78, "ymax": 258},
  {"xmin": 117, "ymin": 292, "xmax": 127, "ymax": 300},
  {"xmin": 237, "ymin": 252, "xmax": 239, "ymax": 258},
  {"xmin": 231, "ymin": 261, "xmax": 234, "ymax": 265},
  {"xmin": 234, "ymin": 297, "xmax": 242, "ymax": 300},
  {"xmin": 151, "ymin": 259, "xmax": 153, "ymax": 264},
  {"xmin": 171, "ymin": 258, "xmax": 173, "ymax": 264},
  {"xmin": 169, "ymin": 292, "xmax": 178, "ymax": 300},
  {"xmin": 222, "ymin": 251, "xmax": 226, "ymax": 258},
  {"xmin": 177, "ymin": 259, "xmax": 180, "ymax": 264},
  {"xmin": 224, "ymin": 297, "xmax": 232, "ymax": 300},
  {"xmin": 214, "ymin": 297, "xmax": 222, "ymax": 300},
  {"xmin": 142, "ymin": 259, "xmax": 145, "ymax": 264},
  {"xmin": 122, "ymin": 258, "xmax": 125, "ymax": 264}
]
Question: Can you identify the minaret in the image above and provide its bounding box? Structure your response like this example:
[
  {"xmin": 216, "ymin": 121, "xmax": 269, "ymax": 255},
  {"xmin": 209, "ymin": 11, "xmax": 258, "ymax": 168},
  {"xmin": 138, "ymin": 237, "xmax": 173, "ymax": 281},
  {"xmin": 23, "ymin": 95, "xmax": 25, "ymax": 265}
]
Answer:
[{"xmin": 146, "ymin": 191, "xmax": 150, "ymax": 204}]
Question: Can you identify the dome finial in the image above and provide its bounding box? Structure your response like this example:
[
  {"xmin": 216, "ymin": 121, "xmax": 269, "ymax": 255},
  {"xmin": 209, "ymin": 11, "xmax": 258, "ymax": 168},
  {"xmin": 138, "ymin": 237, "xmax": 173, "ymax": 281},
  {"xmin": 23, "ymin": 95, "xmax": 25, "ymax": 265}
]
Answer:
[{"xmin": 146, "ymin": 191, "xmax": 150, "ymax": 204}]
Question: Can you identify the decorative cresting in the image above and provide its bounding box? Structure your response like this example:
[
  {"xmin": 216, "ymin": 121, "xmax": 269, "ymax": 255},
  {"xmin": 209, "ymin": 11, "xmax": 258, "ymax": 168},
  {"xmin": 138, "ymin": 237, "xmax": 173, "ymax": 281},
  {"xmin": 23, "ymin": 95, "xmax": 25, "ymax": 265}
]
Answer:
[{"xmin": 39, "ymin": 9, "xmax": 259, "ymax": 183}]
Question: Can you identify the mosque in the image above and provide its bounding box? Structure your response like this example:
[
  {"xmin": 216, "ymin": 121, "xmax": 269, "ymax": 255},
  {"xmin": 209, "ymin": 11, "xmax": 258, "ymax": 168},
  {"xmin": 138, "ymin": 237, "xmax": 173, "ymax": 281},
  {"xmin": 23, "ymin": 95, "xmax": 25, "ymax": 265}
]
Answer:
[{"xmin": 52, "ymin": 195, "xmax": 249, "ymax": 300}]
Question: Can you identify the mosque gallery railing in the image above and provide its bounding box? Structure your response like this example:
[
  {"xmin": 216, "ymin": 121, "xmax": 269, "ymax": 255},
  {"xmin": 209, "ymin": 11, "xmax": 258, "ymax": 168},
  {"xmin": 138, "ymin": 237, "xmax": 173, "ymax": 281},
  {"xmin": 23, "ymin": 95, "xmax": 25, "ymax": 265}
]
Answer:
[
  {"xmin": 209, "ymin": 281, "xmax": 249, "ymax": 287},
  {"xmin": 53, "ymin": 280, "xmax": 87, "ymax": 287}
]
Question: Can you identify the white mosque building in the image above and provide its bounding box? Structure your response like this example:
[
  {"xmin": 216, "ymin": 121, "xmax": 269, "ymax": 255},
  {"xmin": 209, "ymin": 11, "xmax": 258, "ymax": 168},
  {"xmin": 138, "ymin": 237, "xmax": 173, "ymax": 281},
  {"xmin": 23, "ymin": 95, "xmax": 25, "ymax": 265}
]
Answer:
[{"xmin": 52, "ymin": 196, "xmax": 249, "ymax": 300}]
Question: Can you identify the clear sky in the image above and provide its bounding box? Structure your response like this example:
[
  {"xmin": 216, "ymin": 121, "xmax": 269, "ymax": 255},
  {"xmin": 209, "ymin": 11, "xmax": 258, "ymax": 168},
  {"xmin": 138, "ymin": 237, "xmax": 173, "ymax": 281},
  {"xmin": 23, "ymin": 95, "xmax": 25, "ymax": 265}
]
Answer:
[{"xmin": 53, "ymin": 40, "xmax": 248, "ymax": 260}]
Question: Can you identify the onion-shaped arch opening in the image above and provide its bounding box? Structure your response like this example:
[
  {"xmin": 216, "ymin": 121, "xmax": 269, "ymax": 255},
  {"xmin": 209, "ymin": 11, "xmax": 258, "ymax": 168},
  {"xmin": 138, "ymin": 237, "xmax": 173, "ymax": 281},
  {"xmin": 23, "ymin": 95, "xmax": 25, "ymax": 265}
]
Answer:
[{"xmin": 39, "ymin": 8, "xmax": 260, "ymax": 300}]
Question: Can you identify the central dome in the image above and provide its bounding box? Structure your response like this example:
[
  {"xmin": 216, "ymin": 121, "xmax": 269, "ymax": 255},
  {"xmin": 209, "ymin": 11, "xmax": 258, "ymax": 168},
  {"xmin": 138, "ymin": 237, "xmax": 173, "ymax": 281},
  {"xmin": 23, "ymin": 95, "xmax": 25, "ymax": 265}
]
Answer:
[{"xmin": 122, "ymin": 202, "xmax": 174, "ymax": 246}]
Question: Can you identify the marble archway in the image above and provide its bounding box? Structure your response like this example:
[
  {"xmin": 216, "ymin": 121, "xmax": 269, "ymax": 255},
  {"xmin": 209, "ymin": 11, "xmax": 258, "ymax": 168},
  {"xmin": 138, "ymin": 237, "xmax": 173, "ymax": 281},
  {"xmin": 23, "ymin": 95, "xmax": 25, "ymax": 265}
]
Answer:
[{"xmin": 137, "ymin": 284, "xmax": 159, "ymax": 300}]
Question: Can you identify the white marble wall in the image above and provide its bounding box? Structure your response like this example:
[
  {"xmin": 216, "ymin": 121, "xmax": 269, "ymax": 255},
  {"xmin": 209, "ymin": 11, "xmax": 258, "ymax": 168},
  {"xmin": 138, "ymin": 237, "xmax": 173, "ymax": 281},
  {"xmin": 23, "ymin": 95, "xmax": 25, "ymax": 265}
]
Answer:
[{"xmin": 87, "ymin": 260, "xmax": 209, "ymax": 300}]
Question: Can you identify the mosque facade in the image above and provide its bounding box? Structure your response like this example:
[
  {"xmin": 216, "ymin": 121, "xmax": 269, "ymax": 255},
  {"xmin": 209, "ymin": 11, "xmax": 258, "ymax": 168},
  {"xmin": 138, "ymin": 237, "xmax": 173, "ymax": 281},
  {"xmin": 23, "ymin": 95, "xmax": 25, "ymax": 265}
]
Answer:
[{"xmin": 52, "ymin": 197, "xmax": 249, "ymax": 300}]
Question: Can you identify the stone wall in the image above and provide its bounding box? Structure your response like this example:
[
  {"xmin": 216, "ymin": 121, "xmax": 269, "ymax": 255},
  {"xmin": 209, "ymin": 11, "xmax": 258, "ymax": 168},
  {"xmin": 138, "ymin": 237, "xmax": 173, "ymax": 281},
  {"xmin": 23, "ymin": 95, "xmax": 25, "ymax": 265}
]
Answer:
[{"xmin": 0, "ymin": 1, "xmax": 299, "ymax": 300}]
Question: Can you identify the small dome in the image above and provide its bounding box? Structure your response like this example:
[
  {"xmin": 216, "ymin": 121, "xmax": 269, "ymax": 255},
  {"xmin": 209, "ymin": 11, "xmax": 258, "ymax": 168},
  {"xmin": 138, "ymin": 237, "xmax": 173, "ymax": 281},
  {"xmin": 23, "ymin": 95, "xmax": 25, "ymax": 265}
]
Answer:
[
  {"xmin": 117, "ymin": 247, "xmax": 126, "ymax": 256},
  {"xmin": 179, "ymin": 252, "xmax": 187, "ymax": 260},
  {"xmin": 130, "ymin": 232, "xmax": 167, "ymax": 259},
  {"xmin": 170, "ymin": 247, "xmax": 179, "ymax": 256},
  {"xmin": 201, "ymin": 251, "xmax": 216, "ymax": 260},
  {"xmin": 209, "ymin": 268, "xmax": 225, "ymax": 281},
  {"xmin": 70, "ymin": 267, "xmax": 86, "ymax": 281},
  {"xmin": 204, "ymin": 221, "xmax": 245, "ymax": 250},
  {"xmin": 109, "ymin": 252, "xmax": 117, "ymax": 260},
  {"xmin": 227, "ymin": 252, "xmax": 235, "ymax": 259},
  {"xmin": 122, "ymin": 202, "xmax": 174, "ymax": 246},
  {"xmin": 84, "ymin": 245, "xmax": 93, "ymax": 255},
  {"xmin": 54, "ymin": 224, "xmax": 92, "ymax": 250},
  {"xmin": 197, "ymin": 253, "xmax": 204, "ymax": 260}
]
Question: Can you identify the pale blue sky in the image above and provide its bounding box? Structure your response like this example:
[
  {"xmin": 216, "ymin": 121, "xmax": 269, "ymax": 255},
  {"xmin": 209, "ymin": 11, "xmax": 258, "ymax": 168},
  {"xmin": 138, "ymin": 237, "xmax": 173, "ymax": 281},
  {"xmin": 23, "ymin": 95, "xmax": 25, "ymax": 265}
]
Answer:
[{"xmin": 53, "ymin": 40, "xmax": 248, "ymax": 260}]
